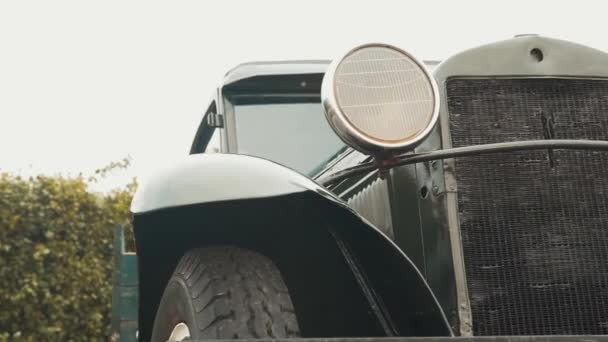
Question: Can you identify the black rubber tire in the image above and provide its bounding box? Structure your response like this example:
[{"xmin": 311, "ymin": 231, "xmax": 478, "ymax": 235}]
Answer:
[{"xmin": 150, "ymin": 246, "xmax": 300, "ymax": 341}]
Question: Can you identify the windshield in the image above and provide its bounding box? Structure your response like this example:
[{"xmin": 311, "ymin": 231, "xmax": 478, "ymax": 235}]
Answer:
[{"xmin": 234, "ymin": 101, "xmax": 344, "ymax": 175}]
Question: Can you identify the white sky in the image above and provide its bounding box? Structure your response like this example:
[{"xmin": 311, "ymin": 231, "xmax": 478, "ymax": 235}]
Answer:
[{"xmin": 1, "ymin": 0, "xmax": 606, "ymax": 190}]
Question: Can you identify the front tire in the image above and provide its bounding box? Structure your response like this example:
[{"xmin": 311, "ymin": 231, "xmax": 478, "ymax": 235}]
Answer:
[{"xmin": 151, "ymin": 246, "xmax": 301, "ymax": 341}]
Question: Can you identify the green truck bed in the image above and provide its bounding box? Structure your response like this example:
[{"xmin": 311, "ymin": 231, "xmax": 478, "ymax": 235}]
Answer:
[{"xmin": 111, "ymin": 226, "xmax": 138, "ymax": 342}]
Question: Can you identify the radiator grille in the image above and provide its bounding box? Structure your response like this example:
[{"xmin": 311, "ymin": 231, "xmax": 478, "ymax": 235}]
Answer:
[{"xmin": 447, "ymin": 78, "xmax": 608, "ymax": 336}]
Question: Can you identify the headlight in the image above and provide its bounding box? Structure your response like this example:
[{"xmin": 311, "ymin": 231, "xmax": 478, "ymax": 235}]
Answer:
[{"xmin": 322, "ymin": 43, "xmax": 439, "ymax": 156}]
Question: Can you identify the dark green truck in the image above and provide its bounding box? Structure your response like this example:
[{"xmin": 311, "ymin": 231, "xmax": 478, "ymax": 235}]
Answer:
[{"xmin": 112, "ymin": 35, "xmax": 608, "ymax": 342}]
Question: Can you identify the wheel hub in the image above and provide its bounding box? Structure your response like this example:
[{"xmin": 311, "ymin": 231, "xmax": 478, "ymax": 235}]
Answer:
[{"xmin": 167, "ymin": 322, "xmax": 190, "ymax": 341}]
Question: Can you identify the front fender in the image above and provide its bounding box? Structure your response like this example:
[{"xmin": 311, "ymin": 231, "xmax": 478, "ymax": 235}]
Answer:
[
  {"xmin": 131, "ymin": 154, "xmax": 324, "ymax": 213},
  {"xmin": 132, "ymin": 154, "xmax": 452, "ymax": 339}
]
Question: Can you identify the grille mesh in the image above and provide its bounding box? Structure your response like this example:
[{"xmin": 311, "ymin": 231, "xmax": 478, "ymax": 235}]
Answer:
[{"xmin": 447, "ymin": 78, "xmax": 608, "ymax": 336}]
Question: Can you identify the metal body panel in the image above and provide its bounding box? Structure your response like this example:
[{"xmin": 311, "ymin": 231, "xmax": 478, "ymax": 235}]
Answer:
[
  {"xmin": 386, "ymin": 165, "xmax": 425, "ymax": 274},
  {"xmin": 316, "ymin": 127, "xmax": 460, "ymax": 331},
  {"xmin": 410, "ymin": 124, "xmax": 459, "ymax": 331},
  {"xmin": 222, "ymin": 60, "xmax": 330, "ymax": 88},
  {"xmin": 434, "ymin": 35, "xmax": 608, "ymax": 82},
  {"xmin": 222, "ymin": 59, "xmax": 439, "ymax": 90},
  {"xmin": 131, "ymin": 154, "xmax": 317, "ymax": 213},
  {"xmin": 342, "ymin": 173, "xmax": 394, "ymax": 239}
]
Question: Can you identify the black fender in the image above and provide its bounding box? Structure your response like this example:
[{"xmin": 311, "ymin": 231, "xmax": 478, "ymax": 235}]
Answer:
[{"xmin": 132, "ymin": 154, "xmax": 452, "ymax": 340}]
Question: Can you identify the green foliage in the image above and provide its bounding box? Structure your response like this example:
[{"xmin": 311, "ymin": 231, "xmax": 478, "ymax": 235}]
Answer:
[{"xmin": 0, "ymin": 164, "xmax": 136, "ymax": 341}]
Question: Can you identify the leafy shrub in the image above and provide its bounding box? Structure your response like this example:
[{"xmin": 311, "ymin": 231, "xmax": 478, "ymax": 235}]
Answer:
[{"xmin": 0, "ymin": 167, "xmax": 135, "ymax": 341}]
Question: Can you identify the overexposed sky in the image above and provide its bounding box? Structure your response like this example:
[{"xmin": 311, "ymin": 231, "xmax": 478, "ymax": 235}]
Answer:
[{"xmin": 1, "ymin": 0, "xmax": 606, "ymax": 190}]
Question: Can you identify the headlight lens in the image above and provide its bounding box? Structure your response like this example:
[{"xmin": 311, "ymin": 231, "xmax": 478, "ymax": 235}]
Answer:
[{"xmin": 322, "ymin": 44, "xmax": 439, "ymax": 155}]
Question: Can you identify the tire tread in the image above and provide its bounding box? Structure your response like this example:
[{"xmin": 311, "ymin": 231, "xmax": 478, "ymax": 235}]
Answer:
[{"xmin": 171, "ymin": 246, "xmax": 300, "ymax": 339}]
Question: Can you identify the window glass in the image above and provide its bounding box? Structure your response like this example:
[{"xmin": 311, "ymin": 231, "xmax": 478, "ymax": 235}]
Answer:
[{"xmin": 234, "ymin": 102, "xmax": 344, "ymax": 174}]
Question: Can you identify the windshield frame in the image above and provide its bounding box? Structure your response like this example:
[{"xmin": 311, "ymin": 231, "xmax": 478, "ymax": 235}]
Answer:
[{"xmin": 221, "ymin": 72, "xmax": 326, "ymax": 152}]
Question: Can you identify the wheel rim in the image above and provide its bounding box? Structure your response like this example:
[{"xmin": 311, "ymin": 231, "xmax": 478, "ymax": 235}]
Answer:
[{"xmin": 167, "ymin": 322, "xmax": 190, "ymax": 341}]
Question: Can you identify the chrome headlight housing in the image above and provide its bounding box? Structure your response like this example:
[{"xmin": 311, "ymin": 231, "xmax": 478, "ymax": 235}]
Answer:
[{"xmin": 322, "ymin": 43, "xmax": 439, "ymax": 157}]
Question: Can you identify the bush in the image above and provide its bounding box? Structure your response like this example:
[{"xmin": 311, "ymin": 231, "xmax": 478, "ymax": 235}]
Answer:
[{"xmin": 0, "ymin": 168, "xmax": 135, "ymax": 341}]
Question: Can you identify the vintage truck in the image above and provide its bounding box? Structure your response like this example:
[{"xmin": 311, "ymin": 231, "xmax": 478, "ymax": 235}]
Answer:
[{"xmin": 111, "ymin": 35, "xmax": 608, "ymax": 341}]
